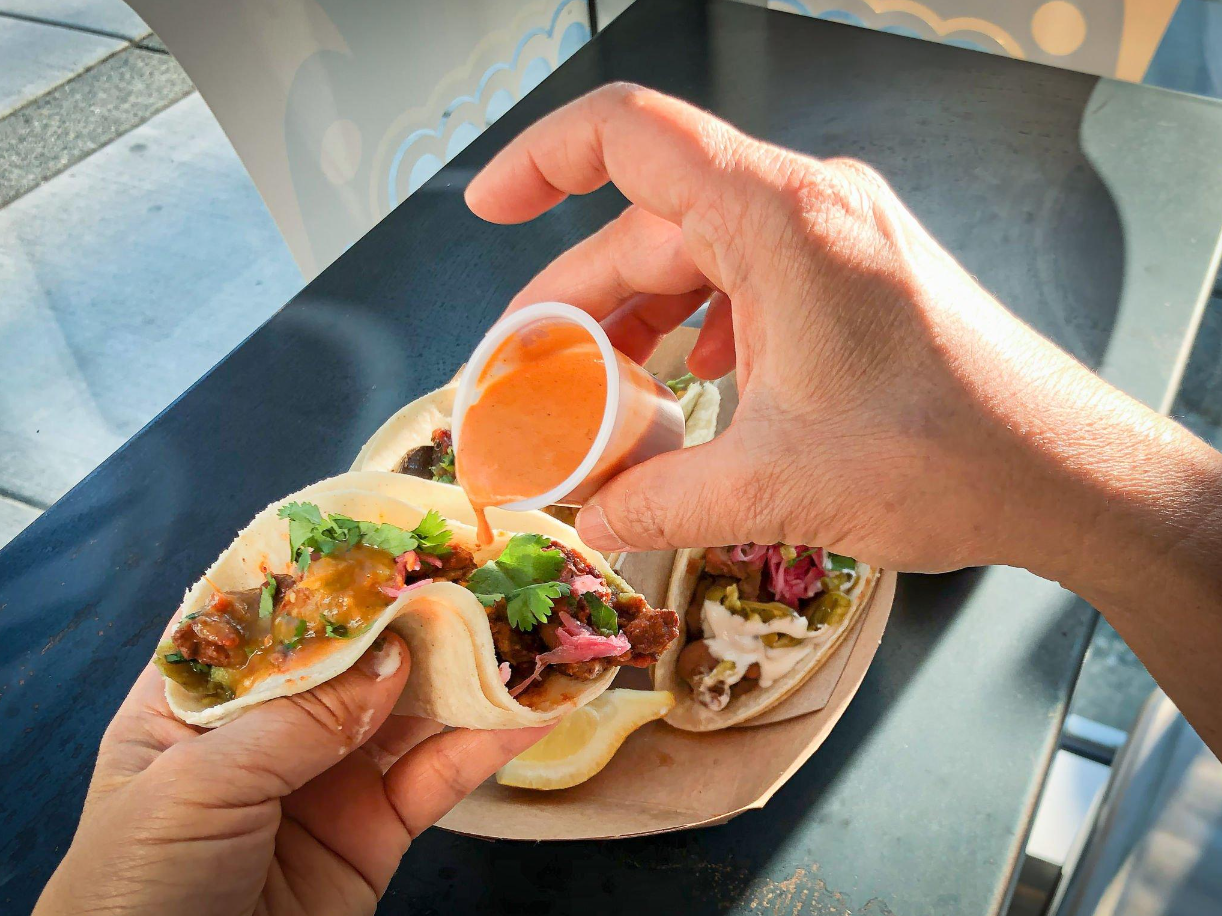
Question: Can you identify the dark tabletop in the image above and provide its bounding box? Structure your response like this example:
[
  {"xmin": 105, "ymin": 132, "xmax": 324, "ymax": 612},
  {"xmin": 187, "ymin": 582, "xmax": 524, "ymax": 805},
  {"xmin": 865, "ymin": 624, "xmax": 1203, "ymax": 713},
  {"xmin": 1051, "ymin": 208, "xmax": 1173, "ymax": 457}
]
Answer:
[{"xmin": 0, "ymin": 0, "xmax": 1197, "ymax": 912}]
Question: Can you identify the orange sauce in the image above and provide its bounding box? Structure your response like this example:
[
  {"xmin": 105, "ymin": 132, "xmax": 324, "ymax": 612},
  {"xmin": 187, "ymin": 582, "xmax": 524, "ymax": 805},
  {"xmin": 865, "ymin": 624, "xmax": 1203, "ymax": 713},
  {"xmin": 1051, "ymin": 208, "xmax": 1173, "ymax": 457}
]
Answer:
[
  {"xmin": 231, "ymin": 545, "xmax": 397, "ymax": 696},
  {"xmin": 457, "ymin": 323, "xmax": 607, "ymax": 544}
]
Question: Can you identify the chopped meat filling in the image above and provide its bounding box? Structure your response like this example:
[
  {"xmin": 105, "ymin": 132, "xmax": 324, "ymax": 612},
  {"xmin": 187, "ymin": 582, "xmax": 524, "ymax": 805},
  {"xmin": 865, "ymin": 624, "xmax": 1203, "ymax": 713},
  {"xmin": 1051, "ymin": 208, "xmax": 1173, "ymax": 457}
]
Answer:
[
  {"xmin": 488, "ymin": 601, "xmax": 547, "ymax": 667},
  {"xmin": 172, "ymin": 574, "xmax": 293, "ymax": 667},
  {"xmin": 487, "ymin": 539, "xmax": 679, "ymax": 694},
  {"xmin": 403, "ymin": 542, "xmax": 475, "ymax": 583},
  {"xmin": 618, "ymin": 593, "xmax": 680, "ymax": 659},
  {"xmin": 395, "ymin": 428, "xmax": 454, "ymax": 482}
]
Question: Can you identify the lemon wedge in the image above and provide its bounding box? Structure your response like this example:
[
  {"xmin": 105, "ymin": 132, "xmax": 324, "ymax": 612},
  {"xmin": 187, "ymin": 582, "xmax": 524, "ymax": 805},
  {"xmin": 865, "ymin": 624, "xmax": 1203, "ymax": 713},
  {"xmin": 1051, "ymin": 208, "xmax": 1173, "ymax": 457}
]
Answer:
[{"xmin": 496, "ymin": 689, "xmax": 674, "ymax": 790}]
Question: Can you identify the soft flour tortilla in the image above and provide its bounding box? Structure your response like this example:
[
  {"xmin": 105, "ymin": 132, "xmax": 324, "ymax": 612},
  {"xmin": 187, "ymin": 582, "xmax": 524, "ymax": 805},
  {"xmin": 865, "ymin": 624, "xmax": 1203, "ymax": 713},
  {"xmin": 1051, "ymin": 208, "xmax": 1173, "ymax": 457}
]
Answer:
[
  {"xmin": 350, "ymin": 383, "xmax": 459, "ymax": 474},
  {"xmin": 162, "ymin": 473, "xmax": 631, "ymax": 729},
  {"xmin": 676, "ymin": 380, "xmax": 720, "ymax": 447},
  {"xmin": 654, "ymin": 548, "xmax": 878, "ymax": 731}
]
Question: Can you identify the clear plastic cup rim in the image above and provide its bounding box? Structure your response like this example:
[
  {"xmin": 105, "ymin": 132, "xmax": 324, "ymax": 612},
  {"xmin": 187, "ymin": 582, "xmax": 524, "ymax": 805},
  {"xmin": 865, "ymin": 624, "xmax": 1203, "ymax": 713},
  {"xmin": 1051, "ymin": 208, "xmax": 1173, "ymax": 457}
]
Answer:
[{"xmin": 451, "ymin": 302, "xmax": 620, "ymax": 513}]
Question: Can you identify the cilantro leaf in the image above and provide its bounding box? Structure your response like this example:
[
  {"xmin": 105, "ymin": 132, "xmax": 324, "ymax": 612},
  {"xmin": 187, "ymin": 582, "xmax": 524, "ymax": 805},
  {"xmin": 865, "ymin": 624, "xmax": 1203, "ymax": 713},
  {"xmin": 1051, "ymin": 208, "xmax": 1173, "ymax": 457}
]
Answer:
[
  {"xmin": 410, "ymin": 509, "xmax": 453, "ymax": 553},
  {"xmin": 277, "ymin": 502, "xmax": 453, "ymax": 570},
  {"xmin": 357, "ymin": 521, "xmax": 420, "ymax": 557},
  {"xmin": 259, "ymin": 572, "xmax": 276, "ymax": 618},
  {"xmin": 508, "ymin": 582, "xmax": 571, "ymax": 630},
  {"xmin": 284, "ymin": 618, "xmax": 308, "ymax": 650},
  {"xmin": 584, "ymin": 592, "xmax": 619, "ymax": 635},
  {"xmin": 322, "ymin": 615, "xmax": 361, "ymax": 639},
  {"xmin": 163, "ymin": 651, "xmax": 186, "ymax": 664},
  {"xmin": 825, "ymin": 552, "xmax": 856, "ymax": 573},
  {"xmin": 494, "ymin": 534, "xmax": 566, "ymax": 588},
  {"xmin": 279, "ymin": 502, "xmax": 324, "ymax": 559},
  {"xmin": 463, "ymin": 534, "xmax": 573, "ymax": 631},
  {"xmin": 465, "ymin": 563, "xmax": 515, "ymax": 606}
]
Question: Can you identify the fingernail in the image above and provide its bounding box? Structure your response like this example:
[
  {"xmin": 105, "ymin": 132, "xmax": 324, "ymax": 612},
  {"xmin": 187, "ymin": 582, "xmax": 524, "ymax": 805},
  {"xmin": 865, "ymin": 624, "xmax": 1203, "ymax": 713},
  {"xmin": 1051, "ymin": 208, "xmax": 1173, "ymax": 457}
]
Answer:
[
  {"xmin": 360, "ymin": 636, "xmax": 402, "ymax": 681},
  {"xmin": 576, "ymin": 506, "xmax": 628, "ymax": 553}
]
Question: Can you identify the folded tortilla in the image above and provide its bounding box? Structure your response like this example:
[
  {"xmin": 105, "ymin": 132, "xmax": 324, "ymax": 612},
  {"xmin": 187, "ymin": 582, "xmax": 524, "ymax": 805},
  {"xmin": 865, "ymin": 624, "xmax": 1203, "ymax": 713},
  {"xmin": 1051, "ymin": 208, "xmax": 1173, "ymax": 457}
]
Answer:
[
  {"xmin": 350, "ymin": 382, "xmax": 460, "ymax": 477},
  {"xmin": 654, "ymin": 548, "xmax": 878, "ymax": 731},
  {"xmin": 160, "ymin": 472, "xmax": 637, "ymax": 730}
]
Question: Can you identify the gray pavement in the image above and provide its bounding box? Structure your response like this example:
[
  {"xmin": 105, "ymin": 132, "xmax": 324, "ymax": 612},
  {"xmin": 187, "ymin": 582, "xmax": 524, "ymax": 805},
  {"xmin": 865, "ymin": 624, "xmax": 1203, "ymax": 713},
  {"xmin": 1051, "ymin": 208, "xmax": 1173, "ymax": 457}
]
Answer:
[
  {"xmin": 0, "ymin": 494, "xmax": 40, "ymax": 548},
  {"xmin": 0, "ymin": 93, "xmax": 303, "ymax": 529},
  {"xmin": 0, "ymin": 0, "xmax": 149, "ymax": 39},
  {"xmin": 0, "ymin": 2, "xmax": 302, "ymax": 548},
  {"xmin": 0, "ymin": 1, "xmax": 189, "ymax": 204},
  {"xmin": 0, "ymin": 16, "xmax": 123, "ymax": 117},
  {"xmin": 0, "ymin": 46, "xmax": 193, "ymax": 204}
]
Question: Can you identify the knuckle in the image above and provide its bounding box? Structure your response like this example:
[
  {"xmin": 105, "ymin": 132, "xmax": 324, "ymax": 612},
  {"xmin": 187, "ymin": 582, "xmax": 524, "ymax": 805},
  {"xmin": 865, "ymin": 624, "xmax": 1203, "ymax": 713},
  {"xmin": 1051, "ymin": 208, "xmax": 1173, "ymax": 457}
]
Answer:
[
  {"xmin": 774, "ymin": 158, "xmax": 914, "ymax": 276},
  {"xmin": 291, "ymin": 689, "xmax": 351, "ymax": 737},
  {"xmin": 601, "ymin": 81, "xmax": 655, "ymax": 115},
  {"xmin": 795, "ymin": 161, "xmax": 874, "ymax": 223},
  {"xmin": 825, "ymin": 156, "xmax": 888, "ymax": 193},
  {"xmin": 615, "ymin": 487, "xmax": 671, "ymax": 547}
]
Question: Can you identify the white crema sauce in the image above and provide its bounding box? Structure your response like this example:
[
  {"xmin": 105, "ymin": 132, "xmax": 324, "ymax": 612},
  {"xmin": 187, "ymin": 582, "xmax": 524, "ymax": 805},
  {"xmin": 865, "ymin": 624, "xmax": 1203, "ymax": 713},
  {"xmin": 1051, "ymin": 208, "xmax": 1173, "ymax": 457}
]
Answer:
[{"xmin": 702, "ymin": 599, "xmax": 827, "ymax": 689}]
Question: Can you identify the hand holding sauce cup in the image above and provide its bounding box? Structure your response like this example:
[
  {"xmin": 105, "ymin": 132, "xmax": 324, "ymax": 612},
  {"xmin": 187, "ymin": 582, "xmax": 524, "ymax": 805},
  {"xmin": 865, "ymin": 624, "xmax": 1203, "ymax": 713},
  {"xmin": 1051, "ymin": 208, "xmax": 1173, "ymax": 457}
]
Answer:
[{"xmin": 453, "ymin": 303, "xmax": 686, "ymax": 545}]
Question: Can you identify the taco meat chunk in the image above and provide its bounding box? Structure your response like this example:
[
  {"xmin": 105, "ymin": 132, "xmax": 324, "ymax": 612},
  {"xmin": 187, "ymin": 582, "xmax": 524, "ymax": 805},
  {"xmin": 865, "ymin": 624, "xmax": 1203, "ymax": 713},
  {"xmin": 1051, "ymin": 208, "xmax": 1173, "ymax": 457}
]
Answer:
[
  {"xmin": 488, "ymin": 606, "xmax": 547, "ymax": 666},
  {"xmin": 400, "ymin": 541, "xmax": 476, "ymax": 584},
  {"xmin": 617, "ymin": 593, "xmax": 679, "ymax": 659},
  {"xmin": 172, "ymin": 574, "xmax": 295, "ymax": 667},
  {"xmin": 548, "ymin": 542, "xmax": 678, "ymax": 665},
  {"xmin": 396, "ymin": 428, "xmax": 455, "ymax": 483}
]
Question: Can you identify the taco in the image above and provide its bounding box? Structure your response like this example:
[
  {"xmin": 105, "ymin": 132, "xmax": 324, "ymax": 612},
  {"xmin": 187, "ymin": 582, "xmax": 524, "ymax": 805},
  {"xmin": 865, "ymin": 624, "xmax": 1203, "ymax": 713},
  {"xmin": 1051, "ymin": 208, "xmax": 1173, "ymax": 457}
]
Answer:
[
  {"xmin": 663, "ymin": 372, "xmax": 721, "ymax": 448},
  {"xmin": 349, "ymin": 373, "xmax": 721, "ymax": 524},
  {"xmin": 654, "ymin": 544, "xmax": 877, "ymax": 730},
  {"xmin": 155, "ymin": 473, "xmax": 678, "ymax": 729}
]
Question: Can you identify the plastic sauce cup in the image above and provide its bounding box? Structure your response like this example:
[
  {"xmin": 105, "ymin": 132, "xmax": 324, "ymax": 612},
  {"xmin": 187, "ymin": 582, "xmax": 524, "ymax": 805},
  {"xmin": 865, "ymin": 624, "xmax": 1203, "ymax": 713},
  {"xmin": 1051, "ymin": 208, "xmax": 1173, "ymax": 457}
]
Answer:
[{"xmin": 452, "ymin": 302, "xmax": 685, "ymax": 513}]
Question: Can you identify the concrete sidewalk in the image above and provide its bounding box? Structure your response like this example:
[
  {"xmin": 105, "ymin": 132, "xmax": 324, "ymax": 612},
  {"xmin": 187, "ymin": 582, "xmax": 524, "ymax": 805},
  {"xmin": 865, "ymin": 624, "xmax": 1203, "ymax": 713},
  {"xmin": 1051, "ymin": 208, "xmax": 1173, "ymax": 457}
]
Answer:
[
  {"xmin": 0, "ymin": 0, "xmax": 302, "ymax": 547},
  {"xmin": 0, "ymin": 1, "xmax": 191, "ymax": 204}
]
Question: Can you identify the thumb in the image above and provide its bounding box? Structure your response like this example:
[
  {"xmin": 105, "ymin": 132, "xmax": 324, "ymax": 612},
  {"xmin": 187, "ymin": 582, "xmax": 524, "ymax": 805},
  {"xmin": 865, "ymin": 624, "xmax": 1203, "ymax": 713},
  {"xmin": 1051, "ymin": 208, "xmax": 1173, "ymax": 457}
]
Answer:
[
  {"xmin": 576, "ymin": 426, "xmax": 768, "ymax": 552},
  {"xmin": 161, "ymin": 633, "xmax": 412, "ymax": 805}
]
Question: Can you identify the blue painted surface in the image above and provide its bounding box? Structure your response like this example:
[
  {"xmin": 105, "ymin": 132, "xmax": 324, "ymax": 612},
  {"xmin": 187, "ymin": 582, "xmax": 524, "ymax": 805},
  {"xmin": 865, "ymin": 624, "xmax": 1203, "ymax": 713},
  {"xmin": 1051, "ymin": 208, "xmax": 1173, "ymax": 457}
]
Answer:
[
  {"xmin": 386, "ymin": 0, "xmax": 589, "ymax": 207},
  {"xmin": 519, "ymin": 55, "xmax": 552, "ymax": 95},
  {"xmin": 1144, "ymin": 0, "xmax": 1222, "ymax": 99}
]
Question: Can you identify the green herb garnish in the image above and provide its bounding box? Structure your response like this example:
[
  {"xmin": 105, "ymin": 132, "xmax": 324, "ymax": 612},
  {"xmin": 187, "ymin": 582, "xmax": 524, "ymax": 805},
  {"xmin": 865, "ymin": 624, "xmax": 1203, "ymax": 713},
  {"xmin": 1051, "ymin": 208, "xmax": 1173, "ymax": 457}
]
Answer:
[
  {"xmin": 322, "ymin": 615, "xmax": 363, "ymax": 639},
  {"xmin": 465, "ymin": 533, "xmax": 573, "ymax": 631},
  {"xmin": 259, "ymin": 572, "xmax": 276, "ymax": 618},
  {"xmin": 509, "ymin": 582, "xmax": 570, "ymax": 630},
  {"xmin": 162, "ymin": 650, "xmax": 210, "ymax": 675},
  {"xmin": 825, "ymin": 553, "xmax": 856, "ymax": 574},
  {"xmin": 432, "ymin": 447, "xmax": 456, "ymax": 484},
  {"xmin": 584, "ymin": 592, "xmax": 619, "ymax": 636},
  {"xmin": 277, "ymin": 503, "xmax": 452, "ymax": 571},
  {"xmin": 666, "ymin": 372, "xmax": 698, "ymax": 396},
  {"xmin": 787, "ymin": 547, "xmax": 816, "ymax": 568},
  {"xmin": 284, "ymin": 618, "xmax": 308, "ymax": 650}
]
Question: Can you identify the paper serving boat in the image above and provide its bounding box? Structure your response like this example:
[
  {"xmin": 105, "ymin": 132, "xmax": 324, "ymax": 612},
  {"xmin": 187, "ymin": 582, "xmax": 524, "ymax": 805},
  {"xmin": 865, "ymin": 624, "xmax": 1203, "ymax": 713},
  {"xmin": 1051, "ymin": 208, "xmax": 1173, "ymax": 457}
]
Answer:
[{"xmin": 438, "ymin": 327, "xmax": 895, "ymax": 840}]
